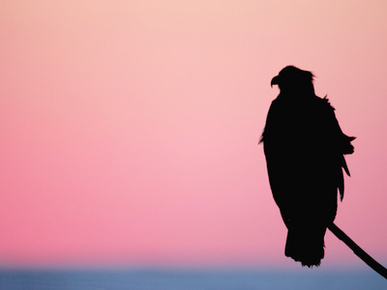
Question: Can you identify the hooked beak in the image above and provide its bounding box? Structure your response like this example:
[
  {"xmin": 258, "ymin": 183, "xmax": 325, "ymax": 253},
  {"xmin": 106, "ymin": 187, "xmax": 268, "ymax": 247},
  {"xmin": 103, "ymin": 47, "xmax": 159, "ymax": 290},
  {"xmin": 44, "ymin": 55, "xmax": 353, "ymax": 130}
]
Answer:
[{"xmin": 271, "ymin": 76, "xmax": 279, "ymax": 87}]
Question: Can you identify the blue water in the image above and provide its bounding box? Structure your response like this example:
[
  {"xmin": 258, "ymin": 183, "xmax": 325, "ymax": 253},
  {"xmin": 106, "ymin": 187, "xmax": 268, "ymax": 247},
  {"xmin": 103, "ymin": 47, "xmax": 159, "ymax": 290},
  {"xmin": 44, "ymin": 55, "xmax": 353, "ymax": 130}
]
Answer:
[{"xmin": 0, "ymin": 268, "xmax": 385, "ymax": 290}]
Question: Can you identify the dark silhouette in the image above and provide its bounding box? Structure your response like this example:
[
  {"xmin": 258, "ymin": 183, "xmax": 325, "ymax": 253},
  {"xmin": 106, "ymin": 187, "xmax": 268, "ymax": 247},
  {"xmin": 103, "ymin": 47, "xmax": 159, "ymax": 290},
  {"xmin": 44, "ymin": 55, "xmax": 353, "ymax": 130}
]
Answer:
[{"xmin": 261, "ymin": 66, "xmax": 355, "ymax": 267}]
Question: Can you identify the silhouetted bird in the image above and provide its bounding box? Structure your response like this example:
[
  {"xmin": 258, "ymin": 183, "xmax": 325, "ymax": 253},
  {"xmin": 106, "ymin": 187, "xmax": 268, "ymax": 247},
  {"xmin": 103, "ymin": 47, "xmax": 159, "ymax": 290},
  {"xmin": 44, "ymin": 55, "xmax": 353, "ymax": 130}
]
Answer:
[{"xmin": 261, "ymin": 66, "xmax": 355, "ymax": 267}]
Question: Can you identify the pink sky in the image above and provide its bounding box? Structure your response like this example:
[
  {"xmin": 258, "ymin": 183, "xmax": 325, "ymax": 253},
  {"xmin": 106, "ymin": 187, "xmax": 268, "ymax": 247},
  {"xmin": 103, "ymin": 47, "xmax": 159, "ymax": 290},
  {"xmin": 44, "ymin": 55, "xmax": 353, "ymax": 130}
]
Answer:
[{"xmin": 0, "ymin": 0, "xmax": 386, "ymax": 268}]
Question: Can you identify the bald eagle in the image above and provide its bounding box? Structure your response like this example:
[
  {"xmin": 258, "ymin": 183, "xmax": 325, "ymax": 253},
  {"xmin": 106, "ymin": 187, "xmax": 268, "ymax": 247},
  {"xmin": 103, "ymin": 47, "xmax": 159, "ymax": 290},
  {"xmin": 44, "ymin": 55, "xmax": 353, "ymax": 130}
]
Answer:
[{"xmin": 261, "ymin": 66, "xmax": 355, "ymax": 267}]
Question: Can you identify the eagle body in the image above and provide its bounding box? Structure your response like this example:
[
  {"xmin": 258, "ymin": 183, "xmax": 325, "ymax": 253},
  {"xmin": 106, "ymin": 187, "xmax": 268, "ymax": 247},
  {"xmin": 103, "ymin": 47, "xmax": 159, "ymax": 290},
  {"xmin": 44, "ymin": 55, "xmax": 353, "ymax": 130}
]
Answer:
[{"xmin": 261, "ymin": 66, "xmax": 354, "ymax": 267}]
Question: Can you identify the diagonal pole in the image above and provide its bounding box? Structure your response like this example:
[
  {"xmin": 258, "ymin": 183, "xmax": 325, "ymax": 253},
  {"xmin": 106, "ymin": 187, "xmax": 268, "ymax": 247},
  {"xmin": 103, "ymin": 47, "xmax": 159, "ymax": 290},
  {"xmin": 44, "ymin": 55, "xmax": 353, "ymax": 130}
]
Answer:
[{"xmin": 328, "ymin": 223, "xmax": 387, "ymax": 279}]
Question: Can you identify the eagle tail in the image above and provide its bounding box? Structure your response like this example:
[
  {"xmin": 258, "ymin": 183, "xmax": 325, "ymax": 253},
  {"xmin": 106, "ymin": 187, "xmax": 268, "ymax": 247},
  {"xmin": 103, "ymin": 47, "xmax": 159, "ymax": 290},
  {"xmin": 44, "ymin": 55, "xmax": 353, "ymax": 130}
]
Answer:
[{"xmin": 285, "ymin": 227, "xmax": 326, "ymax": 267}]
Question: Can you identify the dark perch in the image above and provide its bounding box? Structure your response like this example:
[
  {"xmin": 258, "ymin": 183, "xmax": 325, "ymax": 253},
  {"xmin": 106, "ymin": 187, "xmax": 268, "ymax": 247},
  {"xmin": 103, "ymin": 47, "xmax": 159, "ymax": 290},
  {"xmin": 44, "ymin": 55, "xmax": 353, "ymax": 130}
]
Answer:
[{"xmin": 328, "ymin": 223, "xmax": 387, "ymax": 279}]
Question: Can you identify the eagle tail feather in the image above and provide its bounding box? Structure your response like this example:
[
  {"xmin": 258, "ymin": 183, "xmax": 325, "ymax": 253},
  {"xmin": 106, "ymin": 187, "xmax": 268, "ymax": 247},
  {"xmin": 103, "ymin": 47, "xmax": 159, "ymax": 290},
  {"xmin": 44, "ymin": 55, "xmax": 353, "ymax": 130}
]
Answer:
[{"xmin": 285, "ymin": 227, "xmax": 326, "ymax": 267}]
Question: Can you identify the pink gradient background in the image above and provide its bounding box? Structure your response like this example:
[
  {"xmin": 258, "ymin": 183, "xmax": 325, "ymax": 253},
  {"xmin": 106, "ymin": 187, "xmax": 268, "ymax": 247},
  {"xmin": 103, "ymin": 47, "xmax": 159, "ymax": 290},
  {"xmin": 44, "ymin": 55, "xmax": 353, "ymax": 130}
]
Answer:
[{"xmin": 0, "ymin": 1, "xmax": 386, "ymax": 268}]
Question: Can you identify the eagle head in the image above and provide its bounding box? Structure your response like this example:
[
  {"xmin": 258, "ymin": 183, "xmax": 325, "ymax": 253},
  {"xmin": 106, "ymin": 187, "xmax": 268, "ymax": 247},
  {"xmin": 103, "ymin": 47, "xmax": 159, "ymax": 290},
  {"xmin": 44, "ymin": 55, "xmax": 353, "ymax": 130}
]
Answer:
[{"xmin": 271, "ymin": 66, "xmax": 315, "ymax": 96}]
